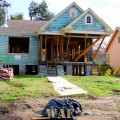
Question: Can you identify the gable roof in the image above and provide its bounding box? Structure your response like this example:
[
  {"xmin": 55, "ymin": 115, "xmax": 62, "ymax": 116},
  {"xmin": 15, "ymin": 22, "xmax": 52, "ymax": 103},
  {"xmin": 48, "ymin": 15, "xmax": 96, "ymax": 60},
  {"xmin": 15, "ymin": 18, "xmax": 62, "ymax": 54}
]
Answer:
[
  {"xmin": 0, "ymin": 20, "xmax": 47, "ymax": 35},
  {"xmin": 105, "ymin": 27, "xmax": 120, "ymax": 51},
  {"xmin": 62, "ymin": 8, "xmax": 113, "ymax": 35},
  {"xmin": 38, "ymin": 2, "xmax": 84, "ymax": 32}
]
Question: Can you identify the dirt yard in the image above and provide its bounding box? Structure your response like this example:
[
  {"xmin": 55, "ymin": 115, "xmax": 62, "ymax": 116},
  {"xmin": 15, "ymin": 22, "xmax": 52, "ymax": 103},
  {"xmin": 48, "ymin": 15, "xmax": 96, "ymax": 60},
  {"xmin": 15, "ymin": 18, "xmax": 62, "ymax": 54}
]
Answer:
[{"xmin": 0, "ymin": 96, "xmax": 120, "ymax": 120}]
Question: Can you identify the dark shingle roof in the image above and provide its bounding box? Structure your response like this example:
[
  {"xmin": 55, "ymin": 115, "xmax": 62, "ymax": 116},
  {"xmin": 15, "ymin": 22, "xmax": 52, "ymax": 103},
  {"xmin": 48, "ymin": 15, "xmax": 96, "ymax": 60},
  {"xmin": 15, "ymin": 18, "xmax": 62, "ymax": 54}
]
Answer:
[{"xmin": 0, "ymin": 20, "xmax": 48, "ymax": 35}]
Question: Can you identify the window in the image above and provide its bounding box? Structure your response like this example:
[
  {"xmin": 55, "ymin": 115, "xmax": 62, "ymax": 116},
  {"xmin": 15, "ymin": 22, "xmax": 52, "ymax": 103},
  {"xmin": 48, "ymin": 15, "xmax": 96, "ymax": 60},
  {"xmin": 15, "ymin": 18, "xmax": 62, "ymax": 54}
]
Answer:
[
  {"xmin": 118, "ymin": 36, "xmax": 120, "ymax": 43},
  {"xmin": 9, "ymin": 37, "xmax": 29, "ymax": 53},
  {"xmin": 70, "ymin": 8, "xmax": 77, "ymax": 18},
  {"xmin": 85, "ymin": 14, "xmax": 93, "ymax": 24}
]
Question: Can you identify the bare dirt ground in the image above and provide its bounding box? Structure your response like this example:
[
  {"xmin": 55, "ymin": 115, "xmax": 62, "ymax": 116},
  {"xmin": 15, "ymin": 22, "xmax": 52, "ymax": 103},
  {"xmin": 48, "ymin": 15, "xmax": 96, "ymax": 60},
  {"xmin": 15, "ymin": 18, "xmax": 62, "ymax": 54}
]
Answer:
[{"xmin": 0, "ymin": 95, "xmax": 120, "ymax": 120}]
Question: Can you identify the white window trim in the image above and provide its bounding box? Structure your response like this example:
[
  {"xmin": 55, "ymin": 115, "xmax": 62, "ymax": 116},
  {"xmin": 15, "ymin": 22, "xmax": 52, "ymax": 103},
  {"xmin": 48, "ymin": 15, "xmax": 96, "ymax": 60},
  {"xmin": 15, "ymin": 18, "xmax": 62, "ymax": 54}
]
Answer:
[
  {"xmin": 70, "ymin": 8, "xmax": 77, "ymax": 18},
  {"xmin": 85, "ymin": 14, "xmax": 93, "ymax": 25}
]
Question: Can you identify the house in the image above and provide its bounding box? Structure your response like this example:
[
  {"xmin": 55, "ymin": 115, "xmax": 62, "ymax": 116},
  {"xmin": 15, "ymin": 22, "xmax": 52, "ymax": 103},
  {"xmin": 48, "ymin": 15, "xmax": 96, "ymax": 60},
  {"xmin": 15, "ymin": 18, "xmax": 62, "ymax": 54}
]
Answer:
[
  {"xmin": 93, "ymin": 50, "xmax": 108, "ymax": 64},
  {"xmin": 105, "ymin": 27, "xmax": 120, "ymax": 74},
  {"xmin": 0, "ymin": 2, "xmax": 113, "ymax": 76}
]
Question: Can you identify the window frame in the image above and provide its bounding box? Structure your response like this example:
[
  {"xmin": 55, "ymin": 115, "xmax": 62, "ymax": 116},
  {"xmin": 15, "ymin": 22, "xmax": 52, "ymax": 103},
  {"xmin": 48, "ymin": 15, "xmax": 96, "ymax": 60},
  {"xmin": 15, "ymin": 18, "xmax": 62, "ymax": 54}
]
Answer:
[
  {"xmin": 8, "ymin": 36, "xmax": 30, "ymax": 54},
  {"xmin": 85, "ymin": 14, "xmax": 93, "ymax": 25}
]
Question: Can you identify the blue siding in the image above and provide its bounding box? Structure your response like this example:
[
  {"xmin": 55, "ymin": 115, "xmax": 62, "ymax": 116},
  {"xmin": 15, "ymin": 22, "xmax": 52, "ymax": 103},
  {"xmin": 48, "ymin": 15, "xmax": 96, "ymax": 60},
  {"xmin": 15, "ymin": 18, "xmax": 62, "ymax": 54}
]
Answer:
[
  {"xmin": 45, "ymin": 6, "xmax": 82, "ymax": 32},
  {"xmin": 72, "ymin": 14, "xmax": 105, "ymax": 31},
  {"xmin": 0, "ymin": 35, "xmax": 39, "ymax": 65}
]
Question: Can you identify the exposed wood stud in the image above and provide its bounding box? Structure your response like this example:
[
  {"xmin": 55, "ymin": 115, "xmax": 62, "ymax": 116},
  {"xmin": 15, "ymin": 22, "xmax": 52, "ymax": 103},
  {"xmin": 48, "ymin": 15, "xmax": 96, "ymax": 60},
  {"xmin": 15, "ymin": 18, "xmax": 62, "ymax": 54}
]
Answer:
[{"xmin": 75, "ymin": 37, "xmax": 102, "ymax": 61}]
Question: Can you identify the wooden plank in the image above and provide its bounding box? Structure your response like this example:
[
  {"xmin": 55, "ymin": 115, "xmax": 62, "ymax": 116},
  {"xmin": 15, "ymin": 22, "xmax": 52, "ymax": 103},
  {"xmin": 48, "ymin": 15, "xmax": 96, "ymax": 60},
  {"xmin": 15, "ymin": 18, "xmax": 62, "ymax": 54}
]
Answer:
[
  {"xmin": 92, "ymin": 35, "xmax": 106, "ymax": 60},
  {"xmin": 66, "ymin": 34, "xmax": 70, "ymax": 60},
  {"xmin": 84, "ymin": 36, "xmax": 87, "ymax": 62},
  {"xmin": 75, "ymin": 37, "xmax": 101, "ymax": 61}
]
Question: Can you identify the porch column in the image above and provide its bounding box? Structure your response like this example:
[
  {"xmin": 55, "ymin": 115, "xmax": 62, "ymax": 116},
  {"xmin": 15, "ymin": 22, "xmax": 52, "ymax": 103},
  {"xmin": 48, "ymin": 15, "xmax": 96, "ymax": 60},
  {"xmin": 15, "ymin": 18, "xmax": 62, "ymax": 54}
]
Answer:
[{"xmin": 66, "ymin": 65, "xmax": 72, "ymax": 75}]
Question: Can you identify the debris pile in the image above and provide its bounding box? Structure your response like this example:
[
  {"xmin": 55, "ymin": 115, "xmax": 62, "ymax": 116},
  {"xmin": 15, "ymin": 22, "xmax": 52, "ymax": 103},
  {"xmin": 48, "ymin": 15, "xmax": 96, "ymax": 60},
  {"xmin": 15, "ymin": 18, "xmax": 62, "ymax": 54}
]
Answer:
[{"xmin": 0, "ymin": 68, "xmax": 14, "ymax": 80}]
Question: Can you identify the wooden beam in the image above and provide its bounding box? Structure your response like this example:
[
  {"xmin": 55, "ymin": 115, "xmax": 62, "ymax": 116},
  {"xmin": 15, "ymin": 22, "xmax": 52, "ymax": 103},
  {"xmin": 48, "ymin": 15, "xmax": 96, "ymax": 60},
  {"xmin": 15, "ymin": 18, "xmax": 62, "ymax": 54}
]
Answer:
[
  {"xmin": 92, "ymin": 35, "xmax": 106, "ymax": 60},
  {"xmin": 67, "ymin": 34, "xmax": 70, "ymax": 60},
  {"xmin": 64, "ymin": 35, "xmax": 102, "ymax": 39},
  {"xmin": 84, "ymin": 35, "xmax": 87, "ymax": 62},
  {"xmin": 75, "ymin": 37, "xmax": 101, "ymax": 61}
]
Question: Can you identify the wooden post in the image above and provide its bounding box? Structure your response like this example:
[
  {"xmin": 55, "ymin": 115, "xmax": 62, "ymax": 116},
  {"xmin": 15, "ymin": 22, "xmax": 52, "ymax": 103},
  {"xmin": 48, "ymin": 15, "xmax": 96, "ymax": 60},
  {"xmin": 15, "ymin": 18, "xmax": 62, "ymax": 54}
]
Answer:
[
  {"xmin": 75, "ymin": 37, "xmax": 101, "ymax": 61},
  {"xmin": 84, "ymin": 35, "xmax": 87, "ymax": 62},
  {"xmin": 67, "ymin": 34, "xmax": 70, "ymax": 60}
]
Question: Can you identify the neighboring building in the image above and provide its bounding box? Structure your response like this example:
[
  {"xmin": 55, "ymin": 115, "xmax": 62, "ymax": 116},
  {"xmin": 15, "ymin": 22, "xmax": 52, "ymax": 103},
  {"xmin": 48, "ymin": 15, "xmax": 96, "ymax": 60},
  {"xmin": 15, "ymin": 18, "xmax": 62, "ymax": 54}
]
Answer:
[
  {"xmin": 0, "ymin": 2, "xmax": 113, "ymax": 76},
  {"xmin": 94, "ymin": 51, "xmax": 108, "ymax": 64},
  {"xmin": 105, "ymin": 27, "xmax": 120, "ymax": 74}
]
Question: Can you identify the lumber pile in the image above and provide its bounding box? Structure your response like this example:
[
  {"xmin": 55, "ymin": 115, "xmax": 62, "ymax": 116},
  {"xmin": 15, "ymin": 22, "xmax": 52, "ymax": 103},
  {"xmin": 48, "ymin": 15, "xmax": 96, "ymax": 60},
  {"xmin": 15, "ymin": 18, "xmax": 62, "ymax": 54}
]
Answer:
[{"xmin": 0, "ymin": 68, "xmax": 14, "ymax": 80}]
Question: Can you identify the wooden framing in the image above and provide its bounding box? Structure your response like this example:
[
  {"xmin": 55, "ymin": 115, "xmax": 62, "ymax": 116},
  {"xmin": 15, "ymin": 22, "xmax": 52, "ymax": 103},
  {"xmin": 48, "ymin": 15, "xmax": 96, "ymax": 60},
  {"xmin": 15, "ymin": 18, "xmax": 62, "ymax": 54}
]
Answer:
[
  {"xmin": 92, "ymin": 35, "xmax": 106, "ymax": 60},
  {"xmin": 75, "ymin": 37, "xmax": 102, "ymax": 61}
]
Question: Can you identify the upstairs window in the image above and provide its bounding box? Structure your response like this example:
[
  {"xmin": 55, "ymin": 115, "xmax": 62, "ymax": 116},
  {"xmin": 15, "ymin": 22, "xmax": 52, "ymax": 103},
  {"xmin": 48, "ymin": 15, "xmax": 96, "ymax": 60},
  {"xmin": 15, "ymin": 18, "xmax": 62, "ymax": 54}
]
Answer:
[
  {"xmin": 85, "ymin": 14, "xmax": 93, "ymax": 24},
  {"xmin": 70, "ymin": 8, "xmax": 77, "ymax": 18},
  {"xmin": 9, "ymin": 37, "xmax": 29, "ymax": 53}
]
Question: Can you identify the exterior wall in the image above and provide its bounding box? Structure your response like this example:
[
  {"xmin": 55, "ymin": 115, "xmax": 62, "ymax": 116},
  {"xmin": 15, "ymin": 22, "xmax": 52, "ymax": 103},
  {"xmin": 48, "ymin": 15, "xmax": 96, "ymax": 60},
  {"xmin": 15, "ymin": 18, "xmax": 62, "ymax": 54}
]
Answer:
[
  {"xmin": 107, "ymin": 31, "xmax": 120, "ymax": 72},
  {"xmin": 45, "ymin": 6, "xmax": 82, "ymax": 32},
  {"xmin": 0, "ymin": 35, "xmax": 39, "ymax": 66},
  {"xmin": 72, "ymin": 13, "xmax": 105, "ymax": 31}
]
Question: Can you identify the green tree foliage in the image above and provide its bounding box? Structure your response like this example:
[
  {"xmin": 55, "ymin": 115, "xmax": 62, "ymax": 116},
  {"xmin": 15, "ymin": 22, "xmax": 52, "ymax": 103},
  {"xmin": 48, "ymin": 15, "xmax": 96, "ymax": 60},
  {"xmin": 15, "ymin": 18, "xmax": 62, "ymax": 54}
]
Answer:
[
  {"xmin": 0, "ymin": 8, "xmax": 3, "ymax": 25},
  {"xmin": 10, "ymin": 13, "xmax": 23, "ymax": 20},
  {"xmin": 28, "ymin": 0, "xmax": 54, "ymax": 21}
]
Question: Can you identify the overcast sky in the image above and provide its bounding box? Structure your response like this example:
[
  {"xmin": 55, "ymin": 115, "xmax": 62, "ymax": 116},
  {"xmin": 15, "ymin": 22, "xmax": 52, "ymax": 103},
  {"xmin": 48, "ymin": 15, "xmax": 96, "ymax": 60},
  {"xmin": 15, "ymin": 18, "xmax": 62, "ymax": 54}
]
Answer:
[{"xmin": 7, "ymin": 0, "xmax": 120, "ymax": 30}]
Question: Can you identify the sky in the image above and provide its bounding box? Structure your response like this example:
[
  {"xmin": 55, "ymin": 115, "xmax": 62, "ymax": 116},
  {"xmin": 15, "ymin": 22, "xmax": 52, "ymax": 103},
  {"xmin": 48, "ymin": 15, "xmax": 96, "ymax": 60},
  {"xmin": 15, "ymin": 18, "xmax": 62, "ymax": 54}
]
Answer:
[{"xmin": 6, "ymin": 0, "xmax": 120, "ymax": 31}]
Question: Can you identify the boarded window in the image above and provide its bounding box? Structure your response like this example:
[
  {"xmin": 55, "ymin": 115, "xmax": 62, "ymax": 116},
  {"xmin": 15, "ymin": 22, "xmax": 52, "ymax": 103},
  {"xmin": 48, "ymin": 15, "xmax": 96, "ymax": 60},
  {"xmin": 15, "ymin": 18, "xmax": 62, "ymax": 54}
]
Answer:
[
  {"xmin": 9, "ymin": 37, "xmax": 29, "ymax": 53},
  {"xmin": 70, "ymin": 8, "xmax": 77, "ymax": 18}
]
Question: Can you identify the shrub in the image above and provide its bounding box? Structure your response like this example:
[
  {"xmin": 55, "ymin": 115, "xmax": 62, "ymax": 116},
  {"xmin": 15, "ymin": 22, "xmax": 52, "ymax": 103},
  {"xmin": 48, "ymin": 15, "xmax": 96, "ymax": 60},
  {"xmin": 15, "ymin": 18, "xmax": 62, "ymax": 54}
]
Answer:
[{"xmin": 105, "ymin": 69, "xmax": 112, "ymax": 77}]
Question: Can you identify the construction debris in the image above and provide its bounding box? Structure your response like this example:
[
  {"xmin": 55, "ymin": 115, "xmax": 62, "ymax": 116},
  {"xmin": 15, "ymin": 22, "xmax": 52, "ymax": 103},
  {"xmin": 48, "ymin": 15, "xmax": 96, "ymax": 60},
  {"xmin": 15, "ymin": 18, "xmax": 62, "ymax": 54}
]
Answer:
[{"xmin": 0, "ymin": 68, "xmax": 14, "ymax": 80}]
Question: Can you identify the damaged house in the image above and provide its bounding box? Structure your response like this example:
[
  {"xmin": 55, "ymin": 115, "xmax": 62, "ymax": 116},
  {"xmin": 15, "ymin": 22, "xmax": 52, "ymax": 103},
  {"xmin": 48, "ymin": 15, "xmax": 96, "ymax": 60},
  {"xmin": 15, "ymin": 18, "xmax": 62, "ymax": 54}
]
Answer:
[{"xmin": 0, "ymin": 2, "xmax": 113, "ymax": 76}]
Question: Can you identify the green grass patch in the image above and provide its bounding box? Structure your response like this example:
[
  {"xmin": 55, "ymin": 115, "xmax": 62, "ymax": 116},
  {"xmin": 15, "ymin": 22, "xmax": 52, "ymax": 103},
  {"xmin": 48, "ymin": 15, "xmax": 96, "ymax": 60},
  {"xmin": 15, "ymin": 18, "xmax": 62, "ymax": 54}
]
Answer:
[
  {"xmin": 0, "ymin": 75, "xmax": 57, "ymax": 101},
  {"xmin": 63, "ymin": 75, "xmax": 120, "ymax": 96}
]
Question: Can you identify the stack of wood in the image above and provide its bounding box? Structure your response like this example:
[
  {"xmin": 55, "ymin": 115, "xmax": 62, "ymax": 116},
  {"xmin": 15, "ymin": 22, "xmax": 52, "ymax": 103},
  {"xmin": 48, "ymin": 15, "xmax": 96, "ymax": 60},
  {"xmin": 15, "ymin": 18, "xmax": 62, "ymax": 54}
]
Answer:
[{"xmin": 0, "ymin": 68, "xmax": 14, "ymax": 80}]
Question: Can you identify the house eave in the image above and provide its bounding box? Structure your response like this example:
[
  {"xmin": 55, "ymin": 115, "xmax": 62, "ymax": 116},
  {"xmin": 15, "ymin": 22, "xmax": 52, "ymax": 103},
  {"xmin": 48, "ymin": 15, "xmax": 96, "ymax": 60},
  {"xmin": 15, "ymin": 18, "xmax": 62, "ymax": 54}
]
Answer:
[{"xmin": 61, "ymin": 28, "xmax": 113, "ymax": 36}]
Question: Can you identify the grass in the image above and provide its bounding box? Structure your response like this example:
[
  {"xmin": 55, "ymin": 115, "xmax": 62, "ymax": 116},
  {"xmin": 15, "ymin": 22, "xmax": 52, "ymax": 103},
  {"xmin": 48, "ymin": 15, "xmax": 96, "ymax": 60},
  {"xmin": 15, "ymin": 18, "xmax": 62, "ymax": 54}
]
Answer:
[
  {"xmin": 0, "ymin": 75, "xmax": 57, "ymax": 101},
  {"xmin": 0, "ymin": 75, "xmax": 120, "ymax": 101},
  {"xmin": 63, "ymin": 75, "xmax": 120, "ymax": 96}
]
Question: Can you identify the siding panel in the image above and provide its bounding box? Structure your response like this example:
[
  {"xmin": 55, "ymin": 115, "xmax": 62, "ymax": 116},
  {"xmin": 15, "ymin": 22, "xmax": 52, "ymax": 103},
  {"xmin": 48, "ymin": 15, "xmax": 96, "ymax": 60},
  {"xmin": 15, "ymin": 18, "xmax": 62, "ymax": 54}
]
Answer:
[
  {"xmin": 0, "ymin": 35, "xmax": 39, "ymax": 65},
  {"xmin": 45, "ymin": 6, "xmax": 82, "ymax": 32},
  {"xmin": 72, "ymin": 14, "xmax": 105, "ymax": 31}
]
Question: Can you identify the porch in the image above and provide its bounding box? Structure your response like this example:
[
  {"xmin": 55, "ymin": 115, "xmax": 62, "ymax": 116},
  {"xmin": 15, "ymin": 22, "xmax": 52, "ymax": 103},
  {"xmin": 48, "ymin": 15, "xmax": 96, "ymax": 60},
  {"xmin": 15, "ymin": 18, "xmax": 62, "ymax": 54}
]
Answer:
[{"xmin": 38, "ymin": 34, "xmax": 105, "ymax": 76}]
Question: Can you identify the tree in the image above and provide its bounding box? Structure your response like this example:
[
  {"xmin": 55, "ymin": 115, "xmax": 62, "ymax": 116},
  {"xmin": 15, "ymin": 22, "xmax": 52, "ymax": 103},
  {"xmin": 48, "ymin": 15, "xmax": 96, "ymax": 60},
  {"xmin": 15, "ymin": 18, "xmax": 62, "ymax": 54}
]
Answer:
[
  {"xmin": 28, "ymin": 0, "xmax": 54, "ymax": 21},
  {"xmin": 10, "ymin": 13, "xmax": 23, "ymax": 20},
  {"xmin": 0, "ymin": 7, "xmax": 3, "ymax": 25},
  {"xmin": 28, "ymin": 1, "xmax": 38, "ymax": 20}
]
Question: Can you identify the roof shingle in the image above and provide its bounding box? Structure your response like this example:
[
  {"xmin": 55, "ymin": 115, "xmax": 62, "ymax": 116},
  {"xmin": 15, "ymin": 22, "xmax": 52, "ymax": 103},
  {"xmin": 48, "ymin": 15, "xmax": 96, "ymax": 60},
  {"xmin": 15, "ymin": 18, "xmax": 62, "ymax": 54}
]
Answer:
[{"xmin": 0, "ymin": 20, "xmax": 48, "ymax": 35}]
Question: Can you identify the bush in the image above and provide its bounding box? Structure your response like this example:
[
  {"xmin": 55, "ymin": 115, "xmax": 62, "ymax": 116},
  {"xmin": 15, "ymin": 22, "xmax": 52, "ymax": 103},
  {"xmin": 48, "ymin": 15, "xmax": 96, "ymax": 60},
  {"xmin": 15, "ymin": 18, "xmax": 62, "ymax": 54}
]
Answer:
[{"xmin": 100, "ymin": 64, "xmax": 113, "ymax": 75}]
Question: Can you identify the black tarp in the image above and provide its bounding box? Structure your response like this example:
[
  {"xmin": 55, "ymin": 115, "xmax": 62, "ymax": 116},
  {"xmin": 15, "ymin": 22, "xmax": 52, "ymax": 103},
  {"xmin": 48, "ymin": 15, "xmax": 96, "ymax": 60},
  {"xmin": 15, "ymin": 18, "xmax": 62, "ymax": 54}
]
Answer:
[{"xmin": 41, "ymin": 98, "xmax": 86, "ymax": 120}]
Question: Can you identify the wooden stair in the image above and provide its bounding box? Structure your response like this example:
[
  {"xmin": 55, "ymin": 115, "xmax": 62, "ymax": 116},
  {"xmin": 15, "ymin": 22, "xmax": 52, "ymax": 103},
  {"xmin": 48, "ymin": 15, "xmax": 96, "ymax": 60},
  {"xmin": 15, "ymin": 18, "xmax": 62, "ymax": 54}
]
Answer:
[{"xmin": 47, "ymin": 60, "xmax": 57, "ymax": 76}]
